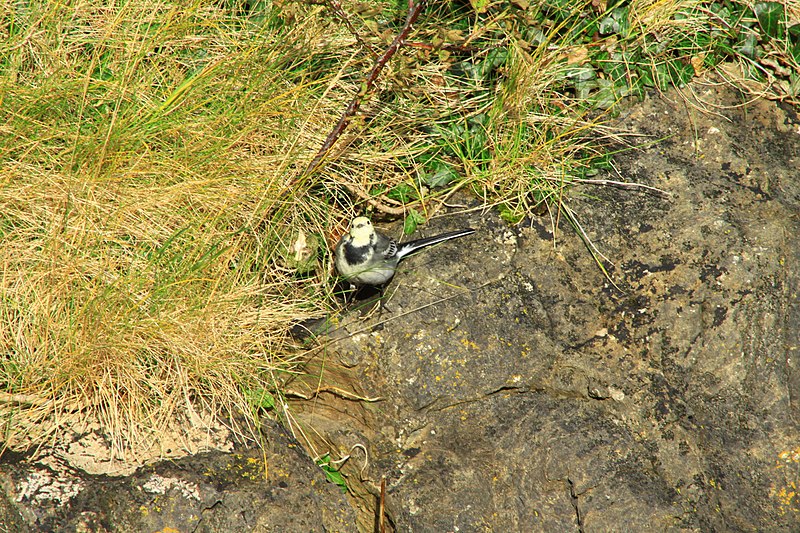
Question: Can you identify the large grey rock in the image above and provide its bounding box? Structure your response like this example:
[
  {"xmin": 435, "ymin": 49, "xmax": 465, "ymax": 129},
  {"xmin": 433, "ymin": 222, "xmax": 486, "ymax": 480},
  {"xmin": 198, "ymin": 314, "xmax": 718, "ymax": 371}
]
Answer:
[{"xmin": 305, "ymin": 82, "xmax": 800, "ymax": 531}]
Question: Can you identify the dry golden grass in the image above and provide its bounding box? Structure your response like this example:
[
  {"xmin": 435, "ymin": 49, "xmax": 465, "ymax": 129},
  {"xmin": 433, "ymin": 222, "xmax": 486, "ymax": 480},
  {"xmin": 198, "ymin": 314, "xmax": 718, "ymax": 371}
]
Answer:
[{"xmin": 0, "ymin": 0, "xmax": 353, "ymax": 458}]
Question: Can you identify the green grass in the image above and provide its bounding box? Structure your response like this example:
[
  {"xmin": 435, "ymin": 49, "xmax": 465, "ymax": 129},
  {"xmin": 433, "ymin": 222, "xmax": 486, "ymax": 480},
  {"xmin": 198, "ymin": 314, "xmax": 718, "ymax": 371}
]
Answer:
[{"xmin": 0, "ymin": 0, "xmax": 797, "ymax": 459}]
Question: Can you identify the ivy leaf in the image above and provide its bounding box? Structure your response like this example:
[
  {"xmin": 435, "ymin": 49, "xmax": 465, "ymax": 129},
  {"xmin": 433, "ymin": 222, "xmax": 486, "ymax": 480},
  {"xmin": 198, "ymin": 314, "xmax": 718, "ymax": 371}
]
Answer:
[
  {"xmin": 789, "ymin": 24, "xmax": 800, "ymax": 62},
  {"xmin": 422, "ymin": 162, "xmax": 459, "ymax": 188},
  {"xmin": 386, "ymin": 183, "xmax": 416, "ymax": 202},
  {"xmin": 499, "ymin": 203, "xmax": 524, "ymax": 224},
  {"xmin": 735, "ymin": 31, "xmax": 758, "ymax": 59},
  {"xmin": 403, "ymin": 209, "xmax": 426, "ymax": 235},
  {"xmin": 754, "ymin": 2, "xmax": 785, "ymax": 40}
]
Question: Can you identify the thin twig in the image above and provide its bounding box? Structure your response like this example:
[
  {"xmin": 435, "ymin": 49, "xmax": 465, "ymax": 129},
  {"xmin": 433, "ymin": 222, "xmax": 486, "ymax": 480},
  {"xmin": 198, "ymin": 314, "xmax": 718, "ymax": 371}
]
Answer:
[
  {"xmin": 340, "ymin": 180, "xmax": 414, "ymax": 215},
  {"xmin": 379, "ymin": 476, "xmax": 386, "ymax": 533},
  {"xmin": 304, "ymin": 0, "xmax": 428, "ymax": 176},
  {"xmin": 560, "ymin": 202, "xmax": 622, "ymax": 293},
  {"xmin": 572, "ymin": 178, "xmax": 671, "ymax": 198}
]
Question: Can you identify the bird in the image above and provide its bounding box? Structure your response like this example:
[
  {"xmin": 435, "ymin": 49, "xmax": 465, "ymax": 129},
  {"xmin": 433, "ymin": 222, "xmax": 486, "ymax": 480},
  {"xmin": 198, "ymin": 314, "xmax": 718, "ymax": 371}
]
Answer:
[{"xmin": 334, "ymin": 216, "xmax": 475, "ymax": 287}]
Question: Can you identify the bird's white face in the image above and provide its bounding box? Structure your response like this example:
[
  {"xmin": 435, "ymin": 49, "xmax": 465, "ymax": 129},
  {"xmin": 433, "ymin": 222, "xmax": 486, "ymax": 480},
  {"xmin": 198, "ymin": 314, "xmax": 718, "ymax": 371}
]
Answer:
[{"xmin": 348, "ymin": 217, "xmax": 375, "ymax": 247}]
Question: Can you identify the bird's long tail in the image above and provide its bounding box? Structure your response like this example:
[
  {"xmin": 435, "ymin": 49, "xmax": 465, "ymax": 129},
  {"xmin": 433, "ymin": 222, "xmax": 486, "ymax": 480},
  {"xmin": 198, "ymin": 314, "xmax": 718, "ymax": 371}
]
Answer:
[{"xmin": 395, "ymin": 228, "xmax": 476, "ymax": 261}]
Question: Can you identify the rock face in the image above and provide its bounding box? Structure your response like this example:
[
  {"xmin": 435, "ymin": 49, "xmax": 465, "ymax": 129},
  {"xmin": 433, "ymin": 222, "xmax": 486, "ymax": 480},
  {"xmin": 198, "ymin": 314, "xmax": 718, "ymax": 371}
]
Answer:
[
  {"xmin": 0, "ymin": 421, "xmax": 358, "ymax": 532},
  {"xmin": 302, "ymin": 82, "xmax": 800, "ymax": 531}
]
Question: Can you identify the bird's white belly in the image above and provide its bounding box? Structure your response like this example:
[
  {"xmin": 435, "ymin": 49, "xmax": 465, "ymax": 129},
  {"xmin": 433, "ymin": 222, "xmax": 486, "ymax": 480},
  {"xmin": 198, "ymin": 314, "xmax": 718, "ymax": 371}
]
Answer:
[{"xmin": 347, "ymin": 264, "xmax": 394, "ymax": 285}]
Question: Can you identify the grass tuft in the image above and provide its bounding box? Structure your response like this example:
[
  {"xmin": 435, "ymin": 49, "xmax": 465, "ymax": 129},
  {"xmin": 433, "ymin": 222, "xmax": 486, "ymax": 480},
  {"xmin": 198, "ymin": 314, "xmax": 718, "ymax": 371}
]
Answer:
[{"xmin": 0, "ymin": 0, "xmax": 344, "ymax": 457}]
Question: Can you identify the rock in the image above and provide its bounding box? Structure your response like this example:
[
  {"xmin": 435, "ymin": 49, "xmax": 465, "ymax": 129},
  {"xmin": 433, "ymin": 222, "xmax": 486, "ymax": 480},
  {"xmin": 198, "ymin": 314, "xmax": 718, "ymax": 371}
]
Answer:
[
  {"xmin": 300, "ymin": 82, "xmax": 800, "ymax": 530},
  {"xmin": 0, "ymin": 421, "xmax": 358, "ymax": 532}
]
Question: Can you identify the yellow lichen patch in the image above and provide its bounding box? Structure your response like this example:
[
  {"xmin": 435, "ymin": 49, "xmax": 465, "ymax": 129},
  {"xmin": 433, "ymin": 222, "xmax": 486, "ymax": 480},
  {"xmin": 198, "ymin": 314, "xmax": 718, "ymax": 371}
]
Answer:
[
  {"xmin": 771, "ymin": 447, "xmax": 800, "ymax": 515},
  {"xmin": 224, "ymin": 453, "xmax": 268, "ymax": 481},
  {"xmin": 460, "ymin": 338, "xmax": 480, "ymax": 350},
  {"xmin": 519, "ymin": 342, "xmax": 531, "ymax": 358},
  {"xmin": 773, "ymin": 485, "xmax": 797, "ymax": 505}
]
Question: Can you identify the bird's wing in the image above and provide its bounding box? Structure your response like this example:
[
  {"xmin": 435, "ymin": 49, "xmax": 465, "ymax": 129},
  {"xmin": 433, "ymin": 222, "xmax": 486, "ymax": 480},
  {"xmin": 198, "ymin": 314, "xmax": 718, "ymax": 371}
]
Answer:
[{"xmin": 378, "ymin": 234, "xmax": 398, "ymax": 259}]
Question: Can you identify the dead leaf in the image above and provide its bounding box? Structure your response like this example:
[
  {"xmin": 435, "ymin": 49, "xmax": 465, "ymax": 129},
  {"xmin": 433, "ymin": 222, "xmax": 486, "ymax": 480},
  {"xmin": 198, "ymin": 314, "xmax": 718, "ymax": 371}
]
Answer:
[
  {"xmin": 691, "ymin": 53, "xmax": 705, "ymax": 76},
  {"xmin": 567, "ymin": 46, "xmax": 589, "ymax": 65}
]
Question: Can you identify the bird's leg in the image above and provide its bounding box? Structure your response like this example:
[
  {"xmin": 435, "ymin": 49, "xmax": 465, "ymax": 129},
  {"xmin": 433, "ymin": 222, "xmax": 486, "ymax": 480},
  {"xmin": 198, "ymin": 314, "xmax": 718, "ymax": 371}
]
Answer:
[
  {"xmin": 374, "ymin": 283, "xmax": 393, "ymax": 315},
  {"xmin": 358, "ymin": 285, "xmax": 388, "ymax": 321},
  {"xmin": 333, "ymin": 279, "xmax": 358, "ymax": 304}
]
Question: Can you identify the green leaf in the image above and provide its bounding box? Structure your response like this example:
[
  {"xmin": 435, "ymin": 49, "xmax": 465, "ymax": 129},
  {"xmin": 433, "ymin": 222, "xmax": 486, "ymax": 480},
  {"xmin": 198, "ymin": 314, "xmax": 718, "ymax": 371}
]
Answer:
[
  {"xmin": 788, "ymin": 24, "xmax": 800, "ymax": 62},
  {"xmin": 481, "ymin": 47, "xmax": 508, "ymax": 76},
  {"xmin": 499, "ymin": 203, "xmax": 524, "ymax": 224},
  {"xmin": 386, "ymin": 183, "xmax": 416, "ymax": 203},
  {"xmin": 470, "ymin": 0, "xmax": 489, "ymax": 14},
  {"xmin": 317, "ymin": 454, "xmax": 348, "ymax": 494},
  {"xmin": 665, "ymin": 58, "xmax": 694, "ymax": 87},
  {"xmin": 422, "ymin": 162, "xmax": 459, "ymax": 188},
  {"xmin": 598, "ymin": 7, "xmax": 629, "ymax": 36},
  {"xmin": 370, "ymin": 183, "xmax": 387, "ymax": 196},
  {"xmin": 245, "ymin": 388, "xmax": 276, "ymax": 410},
  {"xmin": 403, "ymin": 209, "xmax": 426, "ymax": 235},
  {"xmin": 590, "ymin": 78, "xmax": 629, "ymax": 110},
  {"xmin": 734, "ymin": 31, "xmax": 758, "ymax": 59},
  {"xmin": 754, "ymin": 2, "xmax": 785, "ymax": 40},
  {"xmin": 565, "ymin": 65, "xmax": 597, "ymax": 83},
  {"xmin": 790, "ymin": 71, "xmax": 800, "ymax": 97}
]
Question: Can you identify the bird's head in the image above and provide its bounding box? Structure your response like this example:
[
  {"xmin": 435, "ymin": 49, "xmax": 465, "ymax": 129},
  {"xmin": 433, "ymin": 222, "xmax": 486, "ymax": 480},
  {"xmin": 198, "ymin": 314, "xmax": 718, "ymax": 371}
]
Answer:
[{"xmin": 348, "ymin": 216, "xmax": 375, "ymax": 246}]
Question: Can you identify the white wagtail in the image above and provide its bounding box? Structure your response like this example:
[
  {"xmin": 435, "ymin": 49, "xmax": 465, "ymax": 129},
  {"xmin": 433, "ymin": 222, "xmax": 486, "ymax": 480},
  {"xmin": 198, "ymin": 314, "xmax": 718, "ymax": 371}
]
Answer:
[{"xmin": 334, "ymin": 217, "xmax": 475, "ymax": 286}]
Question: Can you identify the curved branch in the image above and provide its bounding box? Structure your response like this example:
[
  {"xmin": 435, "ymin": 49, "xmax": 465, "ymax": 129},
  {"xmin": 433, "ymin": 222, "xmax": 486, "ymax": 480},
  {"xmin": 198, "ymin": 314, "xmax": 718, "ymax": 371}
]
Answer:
[{"xmin": 304, "ymin": 0, "xmax": 428, "ymax": 176}]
